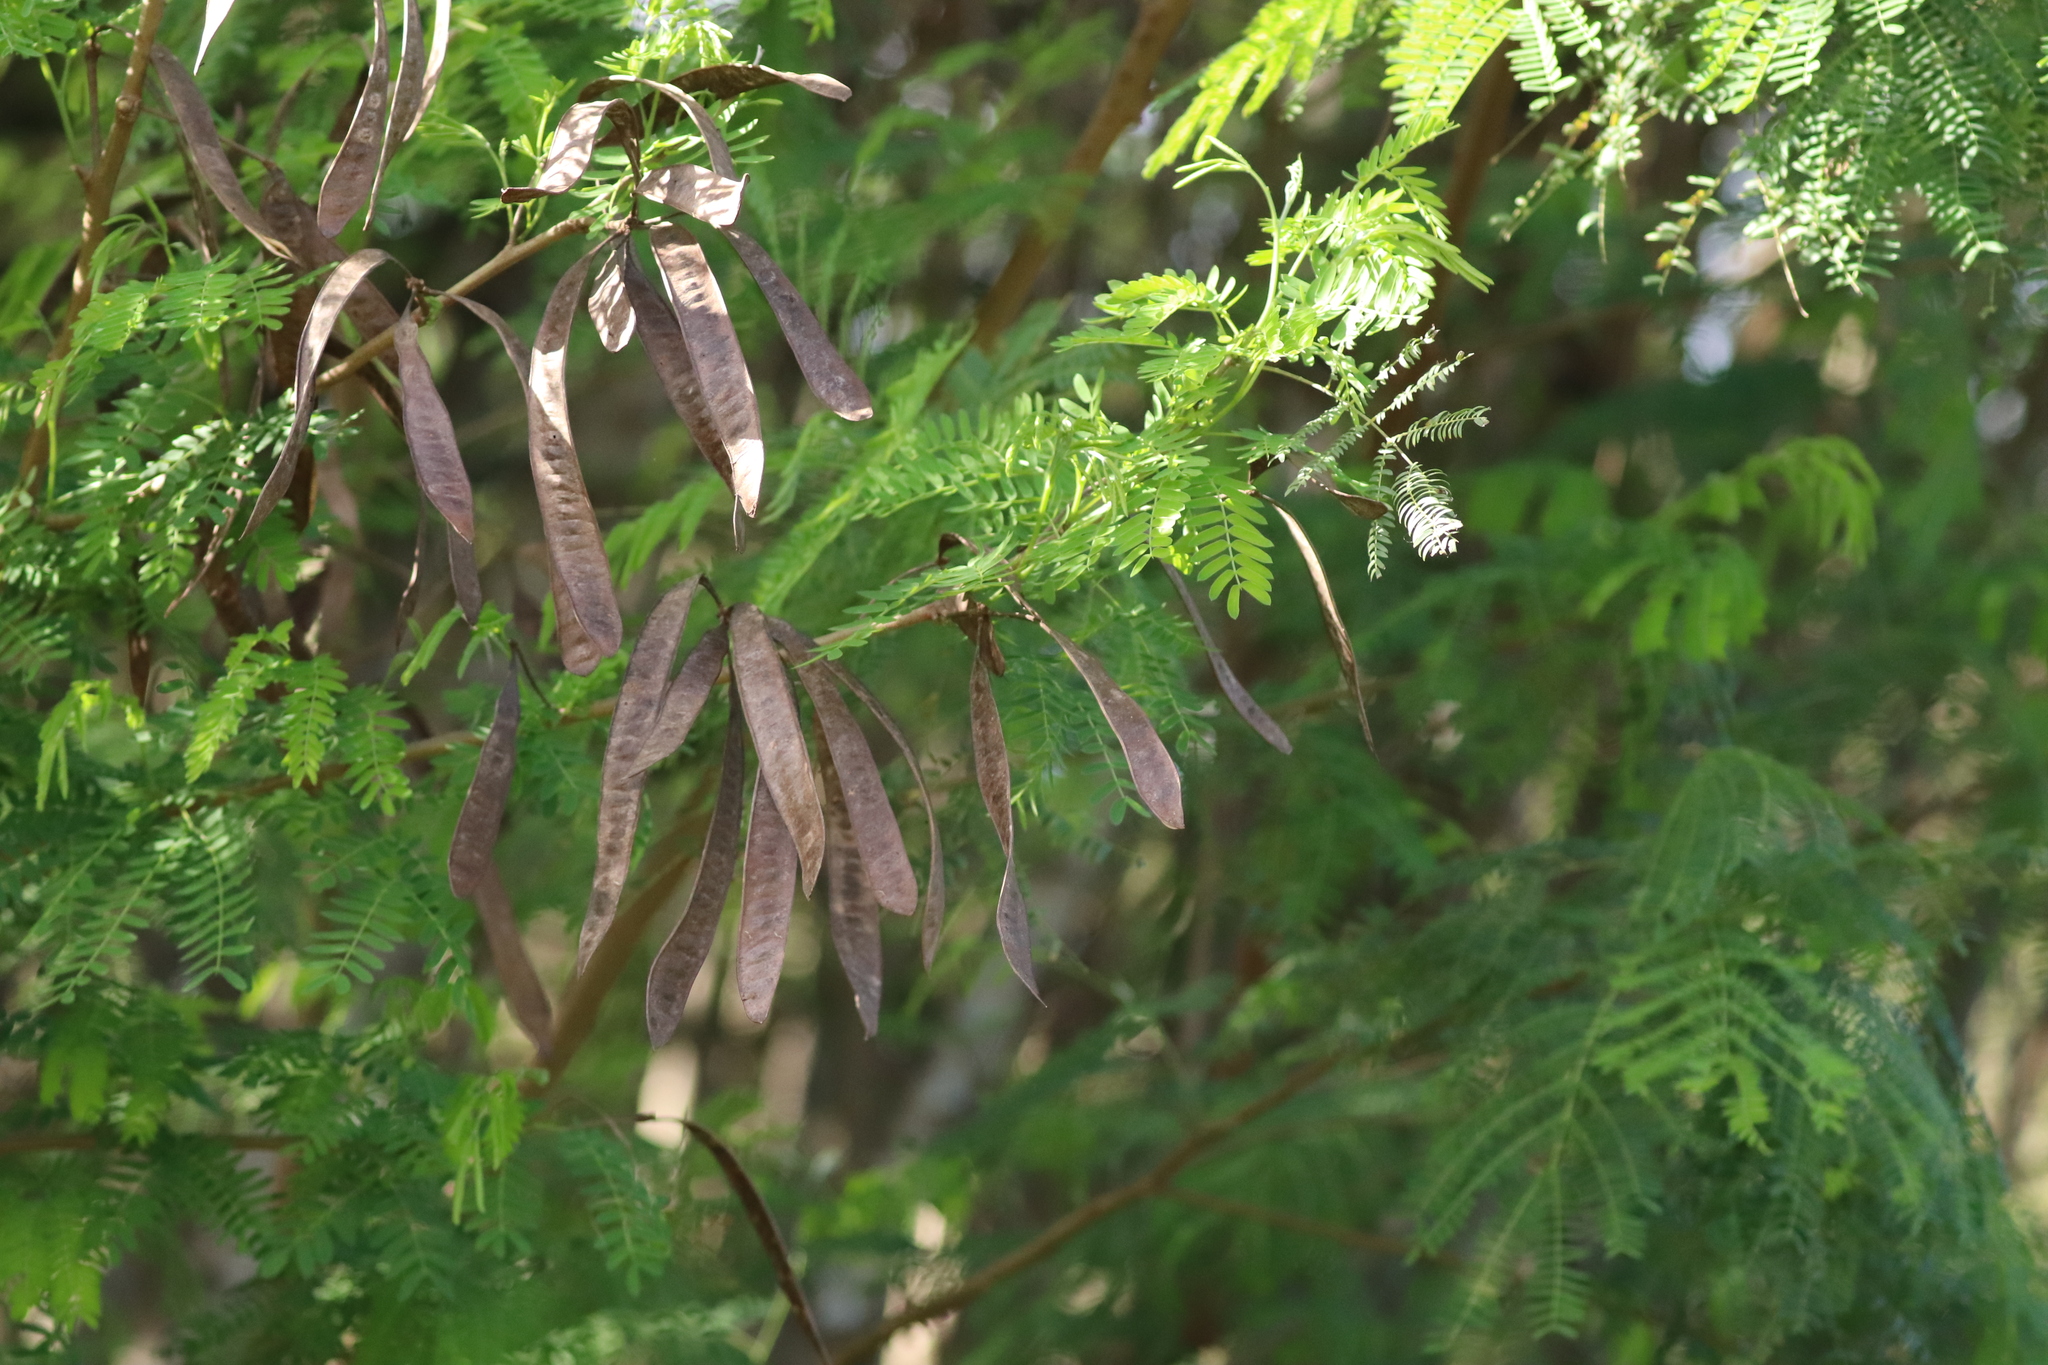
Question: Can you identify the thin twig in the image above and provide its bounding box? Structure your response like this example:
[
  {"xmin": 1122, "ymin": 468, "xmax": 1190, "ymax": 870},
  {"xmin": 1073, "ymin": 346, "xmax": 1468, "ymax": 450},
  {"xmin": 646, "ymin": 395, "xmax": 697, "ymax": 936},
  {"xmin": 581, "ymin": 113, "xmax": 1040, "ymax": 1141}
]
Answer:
[{"xmin": 829, "ymin": 1051, "xmax": 1344, "ymax": 1364}]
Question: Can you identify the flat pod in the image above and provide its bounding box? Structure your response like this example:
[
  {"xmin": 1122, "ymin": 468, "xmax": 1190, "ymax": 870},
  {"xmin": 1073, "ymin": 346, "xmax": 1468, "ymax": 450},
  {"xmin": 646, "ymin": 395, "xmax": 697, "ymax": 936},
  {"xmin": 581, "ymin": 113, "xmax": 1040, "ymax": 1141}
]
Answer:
[
  {"xmin": 672, "ymin": 62, "xmax": 853, "ymax": 101},
  {"xmin": 549, "ymin": 554, "xmax": 602, "ymax": 676},
  {"xmin": 447, "ymin": 528, "xmax": 481, "ymax": 623},
  {"xmin": 734, "ymin": 771, "xmax": 798, "ymax": 1022},
  {"xmin": 637, "ymin": 164, "xmax": 747, "ymax": 227},
  {"xmin": 578, "ymin": 578, "xmax": 703, "ymax": 973},
  {"xmin": 628, "ymin": 624, "xmax": 729, "ymax": 779},
  {"xmin": 679, "ymin": 1120, "xmax": 834, "ymax": 1365},
  {"xmin": 249, "ymin": 248, "xmax": 394, "ymax": 535},
  {"xmin": 526, "ymin": 249, "xmax": 621, "ymax": 666},
  {"xmin": 392, "ymin": 310, "xmax": 476, "ymax": 541},
  {"xmin": 1163, "ymin": 564, "xmax": 1291, "ymax": 753},
  {"xmin": 382, "ymin": 0, "xmax": 429, "ymax": 167},
  {"xmin": 1267, "ymin": 499, "xmax": 1375, "ymax": 752},
  {"xmin": 728, "ymin": 606, "xmax": 825, "ymax": 891},
  {"xmin": 720, "ymin": 225, "xmax": 873, "ymax": 421},
  {"xmin": 316, "ymin": 0, "xmax": 392, "ymax": 237},
  {"xmin": 504, "ymin": 100, "xmax": 642, "ymax": 201},
  {"xmin": 1038, "ymin": 621, "xmax": 1185, "ymax": 829},
  {"xmin": 469, "ymin": 859, "xmax": 554, "ymax": 1061},
  {"xmin": 649, "ymin": 223, "xmax": 764, "ymax": 515},
  {"xmin": 616, "ymin": 238, "xmax": 732, "ymax": 492},
  {"xmin": 150, "ymin": 49, "xmax": 293, "ymax": 258},
  {"xmin": 818, "ymin": 738, "xmax": 883, "ymax": 1038},
  {"xmin": 645, "ymin": 711, "xmax": 745, "ymax": 1045},
  {"xmin": 971, "ymin": 643, "xmax": 1037, "ymax": 998},
  {"xmin": 586, "ymin": 234, "xmax": 637, "ymax": 352},
  {"xmin": 407, "ymin": 0, "xmax": 452, "ymax": 139},
  {"xmin": 448, "ymin": 670, "xmax": 520, "ymax": 899},
  {"xmin": 579, "ymin": 78, "xmax": 737, "ymax": 180}
]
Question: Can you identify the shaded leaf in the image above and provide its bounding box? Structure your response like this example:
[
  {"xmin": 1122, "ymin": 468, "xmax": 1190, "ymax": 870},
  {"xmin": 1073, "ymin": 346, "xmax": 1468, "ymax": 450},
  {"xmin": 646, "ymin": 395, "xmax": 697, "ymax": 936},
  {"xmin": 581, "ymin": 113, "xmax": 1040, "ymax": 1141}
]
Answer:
[
  {"xmin": 646, "ymin": 709, "xmax": 744, "ymax": 1045},
  {"xmin": 649, "ymin": 223, "xmax": 763, "ymax": 516},
  {"xmin": 818, "ymin": 734, "xmax": 882, "ymax": 1038},
  {"xmin": 679, "ymin": 1120, "xmax": 833, "ymax": 1365},
  {"xmin": 1164, "ymin": 563, "xmax": 1291, "ymax": 753},
  {"xmin": 1267, "ymin": 498, "xmax": 1375, "ymax": 752},
  {"xmin": 316, "ymin": 1, "xmax": 392, "ymax": 236},
  {"xmin": 729, "ymin": 605, "xmax": 824, "ymax": 893},
  {"xmin": 578, "ymin": 578, "xmax": 702, "ymax": 974},
  {"xmin": 586, "ymin": 234, "xmax": 636, "ymax": 352},
  {"xmin": 469, "ymin": 859, "xmax": 553, "ymax": 1061},
  {"xmin": 721, "ymin": 225, "xmax": 873, "ymax": 422},
  {"xmin": 971, "ymin": 630, "xmax": 1036, "ymax": 998},
  {"xmin": 392, "ymin": 309, "xmax": 476, "ymax": 541},
  {"xmin": 637, "ymin": 164, "xmax": 747, "ymax": 227},
  {"xmin": 150, "ymin": 48, "xmax": 293, "ymax": 257},
  {"xmin": 1034, "ymin": 617, "xmax": 1185, "ymax": 829},
  {"xmin": 628, "ymin": 624, "xmax": 729, "ymax": 779},
  {"xmin": 735, "ymin": 770, "xmax": 798, "ymax": 1023},
  {"xmin": 448, "ymin": 671, "xmax": 519, "ymax": 899},
  {"xmin": 673, "ymin": 63, "xmax": 852, "ymax": 102}
]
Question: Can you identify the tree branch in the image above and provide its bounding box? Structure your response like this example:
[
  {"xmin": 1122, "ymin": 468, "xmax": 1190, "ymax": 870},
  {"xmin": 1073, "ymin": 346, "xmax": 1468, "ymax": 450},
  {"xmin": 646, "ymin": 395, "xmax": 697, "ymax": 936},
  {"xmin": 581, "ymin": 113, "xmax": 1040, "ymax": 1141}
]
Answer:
[
  {"xmin": 829, "ymin": 1051, "xmax": 1344, "ymax": 1364},
  {"xmin": 970, "ymin": 0, "xmax": 1196, "ymax": 350},
  {"xmin": 17, "ymin": 0, "xmax": 171, "ymax": 491}
]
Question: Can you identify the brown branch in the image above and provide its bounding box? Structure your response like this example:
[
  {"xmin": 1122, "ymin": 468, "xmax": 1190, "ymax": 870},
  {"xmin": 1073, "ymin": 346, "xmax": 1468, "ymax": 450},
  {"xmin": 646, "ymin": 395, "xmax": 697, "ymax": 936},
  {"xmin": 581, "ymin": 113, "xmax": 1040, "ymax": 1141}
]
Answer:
[
  {"xmin": 0, "ymin": 1131, "xmax": 295, "ymax": 1157},
  {"xmin": 829, "ymin": 1051, "xmax": 1344, "ymax": 1364},
  {"xmin": 970, "ymin": 0, "xmax": 1196, "ymax": 351},
  {"xmin": 17, "ymin": 0, "xmax": 171, "ymax": 491}
]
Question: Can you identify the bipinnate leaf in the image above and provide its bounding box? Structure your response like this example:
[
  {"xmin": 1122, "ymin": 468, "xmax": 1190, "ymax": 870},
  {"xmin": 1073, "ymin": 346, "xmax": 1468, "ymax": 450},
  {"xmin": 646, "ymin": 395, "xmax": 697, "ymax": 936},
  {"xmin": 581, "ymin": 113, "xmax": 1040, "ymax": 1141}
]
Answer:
[
  {"xmin": 736, "ymin": 772, "xmax": 798, "ymax": 1023},
  {"xmin": 527, "ymin": 250, "xmax": 621, "ymax": 668},
  {"xmin": 316, "ymin": 0, "xmax": 392, "ymax": 237},
  {"xmin": 678, "ymin": 1119, "xmax": 833, "ymax": 1365},
  {"xmin": 819, "ymin": 737, "xmax": 883, "ymax": 1038},
  {"xmin": 383, "ymin": 0, "xmax": 429, "ymax": 162},
  {"xmin": 617, "ymin": 237, "xmax": 733, "ymax": 493},
  {"xmin": 769, "ymin": 621, "xmax": 917, "ymax": 916},
  {"xmin": 469, "ymin": 859, "xmax": 553, "ymax": 1061},
  {"xmin": 586, "ymin": 235, "xmax": 636, "ymax": 352},
  {"xmin": 673, "ymin": 63, "xmax": 853, "ymax": 102},
  {"xmin": 971, "ymin": 633, "xmax": 1037, "ymax": 998},
  {"xmin": 578, "ymin": 578, "xmax": 702, "ymax": 974},
  {"xmin": 407, "ymin": 0, "xmax": 451, "ymax": 140},
  {"xmin": 1163, "ymin": 563, "xmax": 1291, "ymax": 753},
  {"xmin": 729, "ymin": 606, "xmax": 825, "ymax": 893},
  {"xmin": 1267, "ymin": 499, "xmax": 1375, "ymax": 753},
  {"xmin": 649, "ymin": 223, "xmax": 764, "ymax": 516},
  {"xmin": 151, "ymin": 49, "xmax": 293, "ymax": 256},
  {"xmin": 646, "ymin": 711, "xmax": 745, "ymax": 1045},
  {"xmin": 448, "ymin": 528, "xmax": 482, "ymax": 624},
  {"xmin": 1036, "ymin": 619, "xmax": 1185, "ymax": 829},
  {"xmin": 637, "ymin": 164, "xmax": 747, "ymax": 227},
  {"xmin": 627, "ymin": 624, "xmax": 729, "ymax": 779},
  {"xmin": 392, "ymin": 310, "xmax": 476, "ymax": 541},
  {"xmin": 503, "ymin": 100, "xmax": 642, "ymax": 201},
  {"xmin": 249, "ymin": 249, "xmax": 393, "ymax": 535},
  {"xmin": 720, "ymin": 225, "xmax": 874, "ymax": 421},
  {"xmin": 449, "ymin": 671, "xmax": 520, "ymax": 899}
]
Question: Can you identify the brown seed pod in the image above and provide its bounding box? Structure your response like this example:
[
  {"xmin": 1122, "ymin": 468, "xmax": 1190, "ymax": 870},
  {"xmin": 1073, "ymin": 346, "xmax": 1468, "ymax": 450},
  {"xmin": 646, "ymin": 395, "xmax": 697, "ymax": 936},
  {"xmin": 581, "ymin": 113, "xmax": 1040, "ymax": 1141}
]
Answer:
[
  {"xmin": 627, "ymin": 624, "xmax": 730, "ymax": 779},
  {"xmin": 720, "ymin": 225, "xmax": 874, "ymax": 422},
  {"xmin": 729, "ymin": 605, "xmax": 825, "ymax": 892},
  {"xmin": 616, "ymin": 238, "xmax": 732, "ymax": 494},
  {"xmin": 969, "ymin": 628, "xmax": 1037, "ymax": 998},
  {"xmin": 448, "ymin": 670, "xmax": 520, "ymax": 900},
  {"xmin": 734, "ymin": 770, "xmax": 798, "ymax": 1022},
  {"xmin": 637, "ymin": 164, "xmax": 747, "ymax": 227},
  {"xmin": 586, "ymin": 233, "xmax": 636, "ymax": 353},
  {"xmin": 406, "ymin": 0, "xmax": 451, "ymax": 140},
  {"xmin": 468, "ymin": 859, "xmax": 553, "ymax": 1062},
  {"xmin": 1162, "ymin": 563, "xmax": 1291, "ymax": 753},
  {"xmin": 680, "ymin": 1120, "xmax": 833, "ymax": 1365},
  {"xmin": 1033, "ymin": 616, "xmax": 1186, "ymax": 830},
  {"xmin": 316, "ymin": 1, "xmax": 392, "ymax": 236},
  {"xmin": 1266, "ymin": 498, "xmax": 1375, "ymax": 753},
  {"xmin": 818, "ymin": 733, "xmax": 883, "ymax": 1038},
  {"xmin": 649, "ymin": 223, "xmax": 763, "ymax": 516},
  {"xmin": 502, "ymin": 99, "xmax": 643, "ymax": 201},
  {"xmin": 150, "ymin": 49, "xmax": 293, "ymax": 258},
  {"xmin": 391, "ymin": 310, "xmax": 476, "ymax": 542},
  {"xmin": 645, "ymin": 708, "xmax": 745, "ymax": 1045},
  {"xmin": 671, "ymin": 62, "xmax": 852, "ymax": 102}
]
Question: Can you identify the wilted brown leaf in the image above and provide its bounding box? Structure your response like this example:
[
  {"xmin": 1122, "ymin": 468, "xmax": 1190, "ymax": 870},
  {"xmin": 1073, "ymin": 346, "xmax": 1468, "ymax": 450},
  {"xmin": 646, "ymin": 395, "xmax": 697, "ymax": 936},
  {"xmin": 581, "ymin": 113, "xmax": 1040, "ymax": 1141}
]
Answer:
[
  {"xmin": 646, "ymin": 710, "xmax": 745, "ymax": 1045},
  {"xmin": 1163, "ymin": 563, "xmax": 1291, "ymax": 753},
  {"xmin": 316, "ymin": 3, "xmax": 391, "ymax": 236},
  {"xmin": 392, "ymin": 310, "xmax": 476, "ymax": 542}
]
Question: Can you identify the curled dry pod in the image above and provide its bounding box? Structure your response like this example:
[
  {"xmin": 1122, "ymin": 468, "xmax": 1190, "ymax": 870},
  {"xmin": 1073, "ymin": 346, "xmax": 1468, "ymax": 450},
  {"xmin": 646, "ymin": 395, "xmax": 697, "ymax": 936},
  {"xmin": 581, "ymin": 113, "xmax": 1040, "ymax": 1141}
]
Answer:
[
  {"xmin": 680, "ymin": 1119, "xmax": 834, "ymax": 1365},
  {"xmin": 818, "ymin": 735, "xmax": 883, "ymax": 1038},
  {"xmin": 383, "ymin": 0, "xmax": 428, "ymax": 163},
  {"xmin": 627, "ymin": 624, "xmax": 729, "ymax": 779},
  {"xmin": 503, "ymin": 99, "xmax": 642, "ymax": 201},
  {"xmin": 1266, "ymin": 498, "xmax": 1375, "ymax": 753},
  {"xmin": 672, "ymin": 62, "xmax": 853, "ymax": 102},
  {"xmin": 637, "ymin": 164, "xmax": 746, "ymax": 227},
  {"xmin": 735, "ymin": 769, "xmax": 798, "ymax": 1022},
  {"xmin": 646, "ymin": 710, "xmax": 745, "ymax": 1045},
  {"xmin": 617, "ymin": 237, "xmax": 732, "ymax": 492},
  {"xmin": 586, "ymin": 234, "xmax": 636, "ymax": 353},
  {"xmin": 970, "ymin": 628, "xmax": 1036, "ymax": 998},
  {"xmin": 407, "ymin": 0, "xmax": 452, "ymax": 140},
  {"xmin": 316, "ymin": 0, "xmax": 392, "ymax": 237},
  {"xmin": 1163, "ymin": 563, "xmax": 1291, "ymax": 753},
  {"xmin": 578, "ymin": 578, "xmax": 702, "ymax": 974},
  {"xmin": 248, "ymin": 249, "xmax": 393, "ymax": 535},
  {"xmin": 448, "ymin": 670, "xmax": 520, "ymax": 899},
  {"xmin": 392, "ymin": 310, "xmax": 476, "ymax": 541},
  {"xmin": 649, "ymin": 223, "xmax": 764, "ymax": 516},
  {"xmin": 150, "ymin": 49, "xmax": 293, "ymax": 257},
  {"xmin": 767, "ymin": 620, "xmax": 916, "ymax": 915},
  {"xmin": 527, "ymin": 249, "xmax": 621, "ymax": 667},
  {"xmin": 1035, "ymin": 616, "xmax": 1185, "ymax": 830},
  {"xmin": 577, "ymin": 76, "xmax": 739, "ymax": 179},
  {"xmin": 469, "ymin": 859, "xmax": 554, "ymax": 1061},
  {"xmin": 720, "ymin": 225, "xmax": 873, "ymax": 422},
  {"xmin": 729, "ymin": 605, "xmax": 824, "ymax": 893}
]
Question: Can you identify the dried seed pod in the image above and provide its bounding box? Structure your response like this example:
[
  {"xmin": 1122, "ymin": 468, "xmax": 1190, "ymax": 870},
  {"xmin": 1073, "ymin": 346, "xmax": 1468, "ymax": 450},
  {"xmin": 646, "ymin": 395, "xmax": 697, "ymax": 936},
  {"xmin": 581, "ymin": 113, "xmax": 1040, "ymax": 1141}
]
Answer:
[
  {"xmin": 617, "ymin": 238, "xmax": 732, "ymax": 492},
  {"xmin": 526, "ymin": 249, "xmax": 621, "ymax": 667},
  {"xmin": 549, "ymin": 554, "xmax": 602, "ymax": 676},
  {"xmin": 578, "ymin": 578, "xmax": 703, "ymax": 974},
  {"xmin": 441, "ymin": 293, "xmax": 530, "ymax": 382},
  {"xmin": 720, "ymin": 225, "xmax": 873, "ymax": 422},
  {"xmin": 407, "ymin": 0, "xmax": 451, "ymax": 140},
  {"xmin": 969, "ymin": 628, "xmax": 1037, "ymax": 997},
  {"xmin": 680, "ymin": 1119, "xmax": 833, "ymax": 1365},
  {"xmin": 729, "ymin": 605, "xmax": 825, "ymax": 892},
  {"xmin": 383, "ymin": 0, "xmax": 428, "ymax": 160},
  {"xmin": 448, "ymin": 670, "xmax": 520, "ymax": 899},
  {"xmin": 646, "ymin": 709, "xmax": 745, "ymax": 1045},
  {"xmin": 469, "ymin": 859, "xmax": 553, "ymax": 1061},
  {"xmin": 502, "ymin": 99, "xmax": 642, "ymax": 201},
  {"xmin": 735, "ymin": 770, "xmax": 798, "ymax": 1022},
  {"xmin": 637, "ymin": 164, "xmax": 747, "ymax": 227},
  {"xmin": 819, "ymin": 735, "xmax": 883, "ymax": 1038},
  {"xmin": 586, "ymin": 234, "xmax": 636, "ymax": 352},
  {"xmin": 316, "ymin": 0, "xmax": 392, "ymax": 236},
  {"xmin": 447, "ymin": 525, "xmax": 482, "ymax": 623},
  {"xmin": 649, "ymin": 223, "xmax": 764, "ymax": 516},
  {"xmin": 1163, "ymin": 564, "xmax": 1291, "ymax": 753},
  {"xmin": 1034, "ymin": 617, "xmax": 1185, "ymax": 830},
  {"xmin": 628, "ymin": 624, "xmax": 729, "ymax": 779},
  {"xmin": 150, "ymin": 49, "xmax": 294, "ymax": 257},
  {"xmin": 248, "ymin": 249, "xmax": 394, "ymax": 535},
  {"xmin": 767, "ymin": 620, "xmax": 916, "ymax": 915},
  {"xmin": 1267, "ymin": 499, "xmax": 1375, "ymax": 752},
  {"xmin": 672, "ymin": 62, "xmax": 853, "ymax": 101},
  {"xmin": 392, "ymin": 310, "xmax": 475, "ymax": 541}
]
